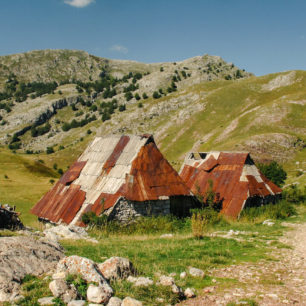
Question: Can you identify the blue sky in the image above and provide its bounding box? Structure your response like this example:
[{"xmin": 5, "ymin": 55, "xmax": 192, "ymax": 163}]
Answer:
[{"xmin": 0, "ymin": 0, "xmax": 305, "ymax": 75}]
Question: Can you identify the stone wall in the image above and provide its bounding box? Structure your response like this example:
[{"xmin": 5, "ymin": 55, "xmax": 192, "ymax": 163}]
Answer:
[
  {"xmin": 106, "ymin": 198, "xmax": 171, "ymax": 223},
  {"xmin": 105, "ymin": 196, "xmax": 198, "ymax": 223}
]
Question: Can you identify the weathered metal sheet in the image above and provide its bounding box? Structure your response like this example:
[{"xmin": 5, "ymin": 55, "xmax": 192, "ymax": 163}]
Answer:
[
  {"xmin": 31, "ymin": 134, "xmax": 192, "ymax": 225},
  {"xmin": 180, "ymin": 151, "xmax": 282, "ymax": 219},
  {"xmin": 103, "ymin": 135, "xmax": 130, "ymax": 173}
]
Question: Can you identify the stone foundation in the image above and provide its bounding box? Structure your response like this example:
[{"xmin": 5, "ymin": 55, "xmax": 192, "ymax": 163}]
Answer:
[{"xmin": 105, "ymin": 196, "xmax": 198, "ymax": 223}]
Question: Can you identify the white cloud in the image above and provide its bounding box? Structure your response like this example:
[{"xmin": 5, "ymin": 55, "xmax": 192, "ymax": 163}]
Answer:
[
  {"xmin": 110, "ymin": 44, "xmax": 128, "ymax": 54},
  {"xmin": 64, "ymin": 0, "xmax": 95, "ymax": 8}
]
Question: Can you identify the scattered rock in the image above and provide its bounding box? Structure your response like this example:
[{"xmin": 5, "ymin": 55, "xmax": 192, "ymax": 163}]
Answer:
[
  {"xmin": 57, "ymin": 255, "xmax": 108, "ymax": 284},
  {"xmin": 67, "ymin": 300, "xmax": 86, "ymax": 306},
  {"xmin": 122, "ymin": 296, "xmax": 143, "ymax": 306},
  {"xmin": 159, "ymin": 275, "xmax": 174, "ymax": 286},
  {"xmin": 44, "ymin": 224, "xmax": 98, "ymax": 243},
  {"xmin": 263, "ymin": 219, "xmax": 275, "ymax": 226},
  {"xmin": 98, "ymin": 257, "xmax": 135, "ymax": 280},
  {"xmin": 160, "ymin": 234, "xmax": 173, "ymax": 238},
  {"xmin": 37, "ymin": 296, "xmax": 55, "ymax": 305},
  {"xmin": 171, "ymin": 284, "xmax": 182, "ymax": 295},
  {"xmin": 156, "ymin": 297, "xmax": 164, "ymax": 303},
  {"xmin": 184, "ymin": 288, "xmax": 196, "ymax": 298},
  {"xmin": 189, "ymin": 267, "xmax": 205, "ymax": 278},
  {"xmin": 127, "ymin": 276, "xmax": 153, "ymax": 287},
  {"xmin": 107, "ymin": 296, "xmax": 123, "ymax": 306},
  {"xmin": 203, "ymin": 286, "xmax": 215, "ymax": 293},
  {"xmin": 52, "ymin": 271, "xmax": 67, "ymax": 280},
  {"xmin": 49, "ymin": 279, "xmax": 68, "ymax": 297},
  {"xmin": 87, "ymin": 284, "xmax": 112, "ymax": 304},
  {"xmin": 180, "ymin": 271, "xmax": 187, "ymax": 279},
  {"xmin": 0, "ymin": 236, "xmax": 63, "ymax": 302}
]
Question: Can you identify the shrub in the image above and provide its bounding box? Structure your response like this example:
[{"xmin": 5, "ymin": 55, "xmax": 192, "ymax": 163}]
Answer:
[
  {"xmin": 46, "ymin": 147, "xmax": 54, "ymax": 154},
  {"xmin": 152, "ymin": 91, "xmax": 161, "ymax": 99},
  {"xmin": 160, "ymin": 67, "xmax": 164, "ymax": 72},
  {"xmin": 87, "ymin": 129, "xmax": 92, "ymax": 135},
  {"xmin": 240, "ymin": 200, "xmax": 296, "ymax": 222},
  {"xmin": 49, "ymin": 179, "xmax": 55, "ymax": 184},
  {"xmin": 134, "ymin": 93, "xmax": 141, "ymax": 100},
  {"xmin": 57, "ymin": 168, "xmax": 64, "ymax": 175},
  {"xmin": 8, "ymin": 142, "xmax": 21, "ymax": 150},
  {"xmin": 119, "ymin": 104, "xmax": 126, "ymax": 112},
  {"xmin": 191, "ymin": 208, "xmax": 220, "ymax": 239},
  {"xmin": 283, "ymin": 185, "xmax": 306, "ymax": 204},
  {"xmin": 138, "ymin": 102, "xmax": 143, "ymax": 108},
  {"xmin": 125, "ymin": 92, "xmax": 133, "ymax": 101},
  {"xmin": 257, "ymin": 161, "xmax": 287, "ymax": 187},
  {"xmin": 142, "ymin": 93, "xmax": 148, "ymax": 99},
  {"xmin": 53, "ymin": 163, "xmax": 57, "ymax": 170}
]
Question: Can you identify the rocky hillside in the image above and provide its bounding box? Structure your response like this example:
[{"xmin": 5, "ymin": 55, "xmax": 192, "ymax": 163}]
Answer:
[{"xmin": 0, "ymin": 50, "xmax": 305, "ymax": 187}]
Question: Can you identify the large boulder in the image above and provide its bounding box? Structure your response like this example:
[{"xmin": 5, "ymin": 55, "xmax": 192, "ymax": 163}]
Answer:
[
  {"xmin": 98, "ymin": 257, "xmax": 135, "ymax": 280},
  {"xmin": 0, "ymin": 236, "xmax": 63, "ymax": 302},
  {"xmin": 44, "ymin": 225, "xmax": 97, "ymax": 243},
  {"xmin": 57, "ymin": 256, "xmax": 113, "ymax": 303}
]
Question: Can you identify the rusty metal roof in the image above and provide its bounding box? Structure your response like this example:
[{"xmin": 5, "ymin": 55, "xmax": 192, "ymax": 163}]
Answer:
[
  {"xmin": 179, "ymin": 151, "xmax": 282, "ymax": 219},
  {"xmin": 31, "ymin": 135, "xmax": 192, "ymax": 225}
]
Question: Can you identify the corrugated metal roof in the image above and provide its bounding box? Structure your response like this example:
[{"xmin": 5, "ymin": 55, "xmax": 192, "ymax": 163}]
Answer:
[
  {"xmin": 180, "ymin": 152, "xmax": 282, "ymax": 219},
  {"xmin": 31, "ymin": 134, "xmax": 192, "ymax": 225}
]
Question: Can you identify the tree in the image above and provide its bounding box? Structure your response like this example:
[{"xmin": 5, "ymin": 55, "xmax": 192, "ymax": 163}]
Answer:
[
  {"xmin": 160, "ymin": 67, "xmax": 164, "ymax": 72},
  {"xmin": 257, "ymin": 161, "xmax": 287, "ymax": 187},
  {"xmin": 138, "ymin": 102, "xmax": 143, "ymax": 108},
  {"xmin": 119, "ymin": 104, "xmax": 126, "ymax": 112},
  {"xmin": 125, "ymin": 92, "xmax": 133, "ymax": 101},
  {"xmin": 153, "ymin": 91, "xmax": 161, "ymax": 99},
  {"xmin": 134, "ymin": 93, "xmax": 141, "ymax": 100},
  {"xmin": 142, "ymin": 92, "xmax": 148, "ymax": 99},
  {"xmin": 46, "ymin": 147, "xmax": 54, "ymax": 154}
]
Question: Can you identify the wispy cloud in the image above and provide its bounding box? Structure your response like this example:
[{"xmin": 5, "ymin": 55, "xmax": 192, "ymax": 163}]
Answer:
[
  {"xmin": 110, "ymin": 44, "xmax": 128, "ymax": 54},
  {"xmin": 64, "ymin": 0, "xmax": 95, "ymax": 8}
]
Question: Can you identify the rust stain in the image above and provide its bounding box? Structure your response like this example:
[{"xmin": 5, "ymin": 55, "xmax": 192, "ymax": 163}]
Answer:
[
  {"xmin": 102, "ymin": 135, "xmax": 130, "ymax": 174},
  {"xmin": 180, "ymin": 152, "xmax": 282, "ymax": 219},
  {"xmin": 31, "ymin": 135, "xmax": 192, "ymax": 225}
]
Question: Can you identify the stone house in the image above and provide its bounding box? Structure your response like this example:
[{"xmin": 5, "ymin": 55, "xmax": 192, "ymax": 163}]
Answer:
[
  {"xmin": 31, "ymin": 134, "xmax": 196, "ymax": 225},
  {"xmin": 179, "ymin": 151, "xmax": 282, "ymax": 218}
]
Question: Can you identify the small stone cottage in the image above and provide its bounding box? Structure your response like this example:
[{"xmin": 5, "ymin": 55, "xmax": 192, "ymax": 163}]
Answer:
[
  {"xmin": 31, "ymin": 134, "xmax": 195, "ymax": 225},
  {"xmin": 179, "ymin": 151, "xmax": 282, "ymax": 218}
]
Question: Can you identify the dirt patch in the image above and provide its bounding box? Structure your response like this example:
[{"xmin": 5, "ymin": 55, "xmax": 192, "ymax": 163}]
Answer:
[{"xmin": 178, "ymin": 222, "xmax": 306, "ymax": 305}]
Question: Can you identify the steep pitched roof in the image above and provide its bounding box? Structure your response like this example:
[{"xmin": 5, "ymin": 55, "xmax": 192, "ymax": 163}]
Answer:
[
  {"xmin": 31, "ymin": 135, "xmax": 192, "ymax": 225},
  {"xmin": 179, "ymin": 151, "xmax": 282, "ymax": 218}
]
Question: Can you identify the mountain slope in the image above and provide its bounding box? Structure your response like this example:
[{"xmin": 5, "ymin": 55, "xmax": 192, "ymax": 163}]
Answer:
[{"xmin": 0, "ymin": 50, "xmax": 305, "ymax": 226}]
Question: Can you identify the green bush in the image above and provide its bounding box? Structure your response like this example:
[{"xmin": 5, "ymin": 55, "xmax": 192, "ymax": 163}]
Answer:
[
  {"xmin": 257, "ymin": 161, "xmax": 287, "ymax": 187},
  {"xmin": 46, "ymin": 147, "xmax": 54, "ymax": 154},
  {"xmin": 240, "ymin": 200, "xmax": 296, "ymax": 222},
  {"xmin": 283, "ymin": 185, "xmax": 306, "ymax": 204},
  {"xmin": 119, "ymin": 104, "xmax": 126, "ymax": 112},
  {"xmin": 191, "ymin": 208, "xmax": 222, "ymax": 239}
]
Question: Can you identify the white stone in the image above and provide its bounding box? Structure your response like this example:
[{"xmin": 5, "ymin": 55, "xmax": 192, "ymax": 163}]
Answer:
[
  {"xmin": 127, "ymin": 276, "xmax": 153, "ymax": 287},
  {"xmin": 122, "ymin": 297, "xmax": 143, "ymax": 306},
  {"xmin": 87, "ymin": 284, "xmax": 112, "ymax": 304},
  {"xmin": 160, "ymin": 234, "xmax": 173, "ymax": 238},
  {"xmin": 171, "ymin": 284, "xmax": 181, "ymax": 294},
  {"xmin": 98, "ymin": 257, "xmax": 135, "ymax": 280},
  {"xmin": 189, "ymin": 267, "xmax": 205, "ymax": 278},
  {"xmin": 156, "ymin": 298, "xmax": 164, "ymax": 303},
  {"xmin": 107, "ymin": 296, "xmax": 122, "ymax": 306},
  {"xmin": 49, "ymin": 279, "xmax": 68, "ymax": 297},
  {"xmin": 159, "ymin": 275, "xmax": 174, "ymax": 286},
  {"xmin": 180, "ymin": 271, "xmax": 187, "ymax": 279},
  {"xmin": 38, "ymin": 297, "xmax": 55, "ymax": 305},
  {"xmin": 184, "ymin": 288, "xmax": 196, "ymax": 298},
  {"xmin": 263, "ymin": 219, "xmax": 275, "ymax": 226},
  {"xmin": 68, "ymin": 300, "xmax": 86, "ymax": 306},
  {"xmin": 52, "ymin": 272, "xmax": 67, "ymax": 280}
]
